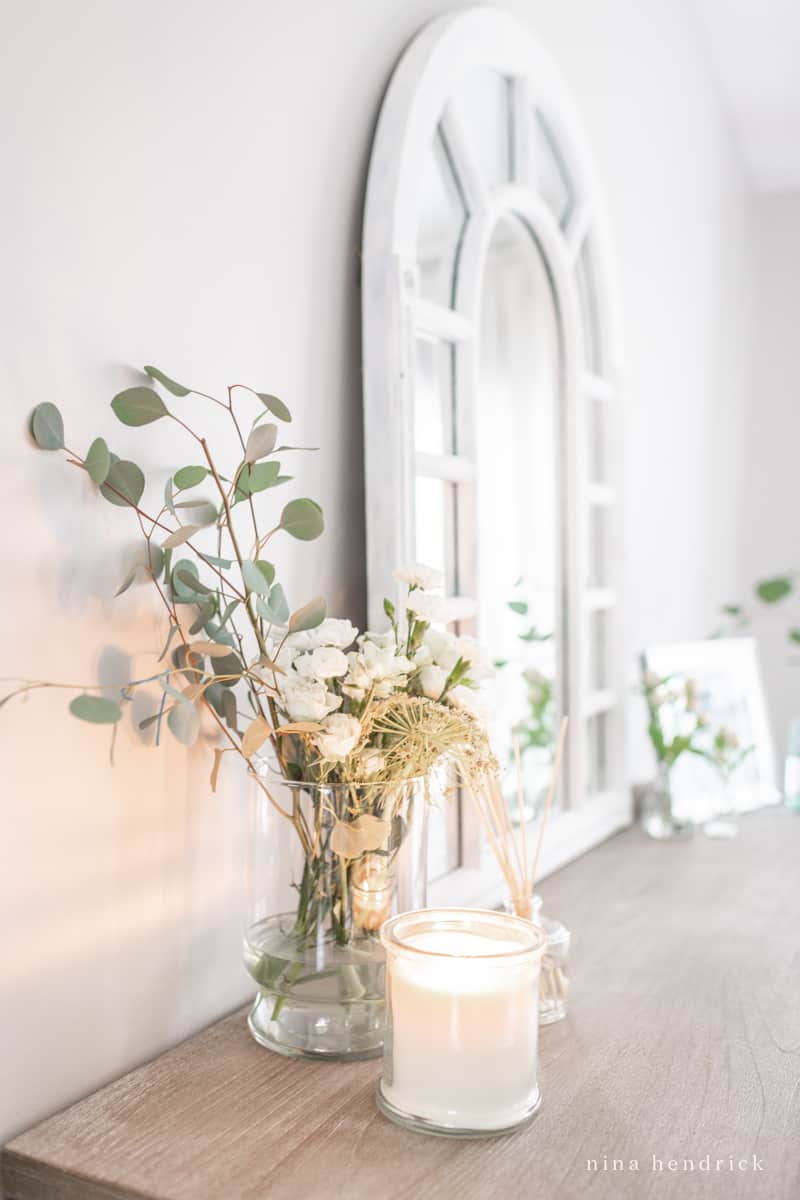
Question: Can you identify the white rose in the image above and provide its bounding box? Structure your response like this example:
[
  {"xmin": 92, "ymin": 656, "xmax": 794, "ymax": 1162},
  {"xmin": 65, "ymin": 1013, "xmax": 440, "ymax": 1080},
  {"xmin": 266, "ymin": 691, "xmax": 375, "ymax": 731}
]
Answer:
[
  {"xmin": 310, "ymin": 646, "xmax": 349, "ymax": 678},
  {"xmin": 406, "ymin": 591, "xmax": 452, "ymax": 624},
  {"xmin": 286, "ymin": 618, "xmax": 358, "ymax": 652},
  {"xmin": 454, "ymin": 635, "xmax": 493, "ymax": 680},
  {"xmin": 358, "ymin": 630, "xmax": 396, "ymax": 649},
  {"xmin": 423, "ymin": 627, "xmax": 460, "ymax": 670},
  {"xmin": 448, "ymin": 684, "xmax": 485, "ymax": 718},
  {"xmin": 344, "ymin": 642, "xmax": 412, "ymax": 695},
  {"xmin": 278, "ymin": 675, "xmax": 342, "ymax": 722},
  {"xmin": 419, "ymin": 664, "xmax": 448, "ymax": 700},
  {"xmin": 393, "ymin": 563, "xmax": 444, "ymax": 590},
  {"xmin": 313, "ymin": 713, "xmax": 362, "ymax": 762},
  {"xmin": 412, "ymin": 644, "xmax": 434, "ymax": 668}
]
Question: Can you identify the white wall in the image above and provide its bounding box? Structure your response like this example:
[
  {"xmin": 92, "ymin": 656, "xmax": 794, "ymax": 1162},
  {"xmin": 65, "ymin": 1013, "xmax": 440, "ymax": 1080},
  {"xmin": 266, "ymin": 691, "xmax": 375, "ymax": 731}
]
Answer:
[
  {"xmin": 0, "ymin": 0, "xmax": 754, "ymax": 1146},
  {"xmin": 740, "ymin": 194, "xmax": 800, "ymax": 761}
]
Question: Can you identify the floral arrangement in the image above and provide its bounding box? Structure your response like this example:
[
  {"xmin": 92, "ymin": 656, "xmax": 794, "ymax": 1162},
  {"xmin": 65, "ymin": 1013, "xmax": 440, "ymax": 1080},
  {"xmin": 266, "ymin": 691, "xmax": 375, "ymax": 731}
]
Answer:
[
  {"xmin": 11, "ymin": 379, "xmax": 500, "ymax": 969},
  {"xmin": 270, "ymin": 562, "xmax": 493, "ymax": 793}
]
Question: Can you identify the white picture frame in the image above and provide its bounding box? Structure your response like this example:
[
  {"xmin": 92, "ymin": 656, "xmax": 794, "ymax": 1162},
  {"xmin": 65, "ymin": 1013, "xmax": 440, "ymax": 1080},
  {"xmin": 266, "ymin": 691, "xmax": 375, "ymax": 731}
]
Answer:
[{"xmin": 641, "ymin": 637, "xmax": 779, "ymax": 823}]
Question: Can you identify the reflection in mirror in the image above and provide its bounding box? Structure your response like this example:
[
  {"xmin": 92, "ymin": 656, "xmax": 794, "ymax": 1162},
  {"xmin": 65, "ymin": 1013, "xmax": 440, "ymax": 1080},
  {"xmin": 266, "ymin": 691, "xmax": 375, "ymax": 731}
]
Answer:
[
  {"xmin": 414, "ymin": 337, "xmax": 454, "ymax": 456},
  {"xmin": 534, "ymin": 110, "xmax": 574, "ymax": 229},
  {"xmin": 450, "ymin": 68, "xmax": 512, "ymax": 189},
  {"xmin": 414, "ymin": 475, "xmax": 454, "ymax": 590},
  {"xmin": 416, "ymin": 130, "xmax": 466, "ymax": 307},
  {"xmin": 476, "ymin": 214, "xmax": 562, "ymax": 817}
]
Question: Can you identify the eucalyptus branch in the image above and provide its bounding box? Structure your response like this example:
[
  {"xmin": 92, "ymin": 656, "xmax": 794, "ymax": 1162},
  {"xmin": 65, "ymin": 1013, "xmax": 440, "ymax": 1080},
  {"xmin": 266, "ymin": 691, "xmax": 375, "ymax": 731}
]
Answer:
[
  {"xmin": 25, "ymin": 376, "xmax": 325, "ymax": 793},
  {"xmin": 64, "ymin": 450, "xmax": 246, "ymax": 602}
]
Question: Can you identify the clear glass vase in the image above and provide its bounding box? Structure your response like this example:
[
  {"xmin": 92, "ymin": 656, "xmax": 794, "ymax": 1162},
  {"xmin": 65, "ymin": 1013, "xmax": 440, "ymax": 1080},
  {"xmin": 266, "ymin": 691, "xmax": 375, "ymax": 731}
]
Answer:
[
  {"xmin": 641, "ymin": 762, "xmax": 692, "ymax": 840},
  {"xmin": 244, "ymin": 770, "xmax": 430, "ymax": 1061}
]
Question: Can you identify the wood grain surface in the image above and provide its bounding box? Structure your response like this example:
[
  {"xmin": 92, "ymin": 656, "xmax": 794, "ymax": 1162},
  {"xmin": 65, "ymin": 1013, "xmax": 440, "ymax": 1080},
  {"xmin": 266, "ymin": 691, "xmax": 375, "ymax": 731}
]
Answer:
[{"xmin": 3, "ymin": 808, "xmax": 799, "ymax": 1200}]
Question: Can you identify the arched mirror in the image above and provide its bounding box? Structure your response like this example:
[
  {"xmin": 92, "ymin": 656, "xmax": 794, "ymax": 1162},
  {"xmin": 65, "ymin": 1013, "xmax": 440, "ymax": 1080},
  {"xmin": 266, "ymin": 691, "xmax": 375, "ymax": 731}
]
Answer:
[{"xmin": 361, "ymin": 7, "xmax": 628, "ymax": 903}]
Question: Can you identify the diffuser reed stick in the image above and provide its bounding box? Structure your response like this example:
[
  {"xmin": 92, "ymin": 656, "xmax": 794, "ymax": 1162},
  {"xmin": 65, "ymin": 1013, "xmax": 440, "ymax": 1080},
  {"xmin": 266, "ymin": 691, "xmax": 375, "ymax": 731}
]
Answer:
[{"xmin": 461, "ymin": 716, "xmax": 568, "ymax": 920}]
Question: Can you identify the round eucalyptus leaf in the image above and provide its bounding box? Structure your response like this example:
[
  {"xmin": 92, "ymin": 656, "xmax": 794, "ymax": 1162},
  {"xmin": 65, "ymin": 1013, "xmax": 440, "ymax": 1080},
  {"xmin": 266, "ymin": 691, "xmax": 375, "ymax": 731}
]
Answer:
[
  {"xmin": 30, "ymin": 402, "xmax": 65, "ymax": 451},
  {"xmin": 69, "ymin": 694, "xmax": 122, "ymax": 724},
  {"xmin": 85, "ymin": 437, "xmax": 110, "ymax": 484},
  {"xmin": 265, "ymin": 582, "xmax": 289, "ymax": 625},
  {"xmin": 221, "ymin": 688, "xmax": 238, "ymax": 730},
  {"xmin": 176, "ymin": 568, "xmax": 212, "ymax": 595},
  {"xmin": 167, "ymin": 700, "xmax": 200, "ymax": 747},
  {"xmin": 212, "ymin": 650, "xmax": 245, "ymax": 687},
  {"xmin": 111, "ymin": 386, "xmax": 169, "ymax": 427},
  {"xmin": 144, "ymin": 365, "xmax": 192, "ymax": 397},
  {"xmin": 189, "ymin": 599, "xmax": 216, "ymax": 634},
  {"xmin": 279, "ymin": 498, "xmax": 324, "ymax": 541},
  {"xmin": 289, "ymin": 596, "xmax": 327, "ymax": 634},
  {"xmin": 114, "ymin": 564, "xmax": 140, "ymax": 597},
  {"xmin": 147, "ymin": 543, "xmax": 164, "ymax": 580},
  {"xmin": 170, "ymin": 559, "xmax": 200, "ymax": 602},
  {"xmin": 235, "ymin": 461, "xmax": 280, "ymax": 499},
  {"xmin": 205, "ymin": 683, "xmax": 226, "ymax": 718},
  {"xmin": 244, "ymin": 423, "xmax": 278, "ymax": 463},
  {"xmin": 162, "ymin": 524, "xmax": 202, "ymax": 549},
  {"xmin": 256, "ymin": 560, "xmax": 275, "ymax": 587},
  {"xmin": 173, "ymin": 465, "xmax": 208, "ymax": 490},
  {"xmin": 257, "ymin": 392, "xmax": 292, "ymax": 423},
  {"xmin": 100, "ymin": 460, "xmax": 145, "ymax": 508},
  {"xmin": 173, "ymin": 500, "xmax": 217, "ymax": 527},
  {"xmin": 241, "ymin": 559, "xmax": 272, "ymax": 596}
]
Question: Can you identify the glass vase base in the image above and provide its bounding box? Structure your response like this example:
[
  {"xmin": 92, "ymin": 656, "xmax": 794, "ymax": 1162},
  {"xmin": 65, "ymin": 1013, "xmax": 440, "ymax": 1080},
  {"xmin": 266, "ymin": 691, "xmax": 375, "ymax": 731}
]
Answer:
[
  {"xmin": 248, "ymin": 994, "xmax": 383, "ymax": 1061},
  {"xmin": 376, "ymin": 1081, "xmax": 542, "ymax": 1139},
  {"xmin": 244, "ymin": 913, "xmax": 387, "ymax": 1061},
  {"xmin": 641, "ymin": 812, "xmax": 693, "ymax": 840}
]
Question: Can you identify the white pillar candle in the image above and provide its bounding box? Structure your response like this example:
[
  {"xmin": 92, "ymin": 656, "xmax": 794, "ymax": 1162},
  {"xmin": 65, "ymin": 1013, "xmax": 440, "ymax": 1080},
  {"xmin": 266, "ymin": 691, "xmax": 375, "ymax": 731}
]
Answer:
[{"xmin": 378, "ymin": 909, "xmax": 545, "ymax": 1136}]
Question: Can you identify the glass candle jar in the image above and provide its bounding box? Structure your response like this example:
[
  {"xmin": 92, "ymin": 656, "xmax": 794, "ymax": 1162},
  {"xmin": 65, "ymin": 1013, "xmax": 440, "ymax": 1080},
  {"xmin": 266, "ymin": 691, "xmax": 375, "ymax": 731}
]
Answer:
[{"xmin": 377, "ymin": 908, "xmax": 546, "ymax": 1138}]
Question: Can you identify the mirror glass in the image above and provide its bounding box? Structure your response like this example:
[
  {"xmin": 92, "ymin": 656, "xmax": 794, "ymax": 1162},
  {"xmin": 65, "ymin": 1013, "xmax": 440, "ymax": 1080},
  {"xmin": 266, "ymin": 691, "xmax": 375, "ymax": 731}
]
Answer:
[
  {"xmin": 416, "ymin": 130, "xmax": 466, "ymax": 307},
  {"xmin": 476, "ymin": 214, "xmax": 562, "ymax": 813},
  {"xmin": 450, "ymin": 68, "xmax": 511, "ymax": 188}
]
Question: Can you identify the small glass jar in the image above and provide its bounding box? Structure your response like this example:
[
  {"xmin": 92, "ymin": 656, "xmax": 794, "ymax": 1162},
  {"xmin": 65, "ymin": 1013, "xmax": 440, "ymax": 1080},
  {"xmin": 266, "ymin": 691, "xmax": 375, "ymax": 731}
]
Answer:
[
  {"xmin": 505, "ymin": 894, "xmax": 570, "ymax": 1024},
  {"xmin": 377, "ymin": 908, "xmax": 546, "ymax": 1138},
  {"xmin": 641, "ymin": 761, "xmax": 692, "ymax": 839}
]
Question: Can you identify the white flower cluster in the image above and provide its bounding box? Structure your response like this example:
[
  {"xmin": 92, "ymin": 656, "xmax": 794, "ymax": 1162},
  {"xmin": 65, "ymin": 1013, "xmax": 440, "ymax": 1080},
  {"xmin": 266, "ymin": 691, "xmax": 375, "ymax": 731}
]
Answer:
[
  {"xmin": 272, "ymin": 566, "xmax": 493, "ymax": 764},
  {"xmin": 412, "ymin": 626, "xmax": 492, "ymax": 715}
]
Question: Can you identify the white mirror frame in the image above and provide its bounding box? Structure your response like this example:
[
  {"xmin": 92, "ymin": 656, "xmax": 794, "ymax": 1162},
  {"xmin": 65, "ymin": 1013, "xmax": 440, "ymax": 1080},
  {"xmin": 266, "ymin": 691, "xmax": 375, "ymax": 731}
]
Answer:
[{"xmin": 361, "ymin": 7, "xmax": 629, "ymax": 903}]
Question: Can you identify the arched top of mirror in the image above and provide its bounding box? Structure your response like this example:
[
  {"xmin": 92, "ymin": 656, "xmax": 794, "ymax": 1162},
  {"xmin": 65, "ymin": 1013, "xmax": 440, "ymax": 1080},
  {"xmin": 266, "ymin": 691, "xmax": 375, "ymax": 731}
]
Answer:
[{"xmin": 366, "ymin": 5, "xmax": 620, "ymax": 360}]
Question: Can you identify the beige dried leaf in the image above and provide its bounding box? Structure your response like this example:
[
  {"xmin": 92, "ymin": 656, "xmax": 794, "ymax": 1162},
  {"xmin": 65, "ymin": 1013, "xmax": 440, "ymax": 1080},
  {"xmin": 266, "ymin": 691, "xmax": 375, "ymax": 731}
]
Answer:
[
  {"xmin": 330, "ymin": 814, "xmax": 391, "ymax": 859},
  {"xmin": 210, "ymin": 747, "xmax": 226, "ymax": 793},
  {"xmin": 191, "ymin": 641, "xmax": 235, "ymax": 658},
  {"xmin": 274, "ymin": 722, "xmax": 322, "ymax": 736},
  {"xmin": 241, "ymin": 716, "xmax": 272, "ymax": 758}
]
